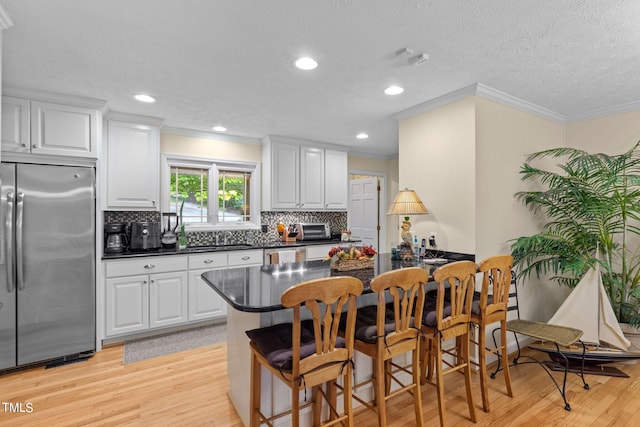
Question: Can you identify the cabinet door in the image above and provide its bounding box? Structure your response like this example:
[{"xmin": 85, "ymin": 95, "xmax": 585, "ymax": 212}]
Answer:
[
  {"xmin": 149, "ymin": 271, "xmax": 188, "ymax": 328},
  {"xmin": 324, "ymin": 149, "xmax": 348, "ymax": 210},
  {"xmin": 106, "ymin": 120, "xmax": 159, "ymax": 209},
  {"xmin": 188, "ymin": 268, "xmax": 227, "ymax": 321},
  {"xmin": 1, "ymin": 96, "xmax": 30, "ymax": 153},
  {"xmin": 300, "ymin": 147, "xmax": 325, "ymax": 210},
  {"xmin": 270, "ymin": 142, "xmax": 300, "ymax": 209},
  {"xmin": 30, "ymin": 100, "xmax": 98, "ymax": 157},
  {"xmin": 105, "ymin": 275, "xmax": 149, "ymax": 336}
]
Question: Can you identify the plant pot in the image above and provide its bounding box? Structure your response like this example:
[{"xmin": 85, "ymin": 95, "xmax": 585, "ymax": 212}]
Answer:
[{"xmin": 619, "ymin": 323, "xmax": 640, "ymax": 350}]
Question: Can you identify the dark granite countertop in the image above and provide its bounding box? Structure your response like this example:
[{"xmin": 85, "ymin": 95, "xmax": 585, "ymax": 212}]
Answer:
[
  {"xmin": 200, "ymin": 252, "xmax": 474, "ymax": 313},
  {"xmin": 101, "ymin": 237, "xmax": 355, "ymax": 260}
]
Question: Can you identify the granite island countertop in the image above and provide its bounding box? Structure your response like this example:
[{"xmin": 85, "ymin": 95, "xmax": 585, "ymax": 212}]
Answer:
[{"xmin": 200, "ymin": 252, "xmax": 474, "ymax": 313}]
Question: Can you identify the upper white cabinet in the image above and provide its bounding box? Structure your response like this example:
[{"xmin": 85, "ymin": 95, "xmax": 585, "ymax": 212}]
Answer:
[
  {"xmin": 324, "ymin": 149, "xmax": 349, "ymax": 210},
  {"xmin": 2, "ymin": 94, "xmax": 103, "ymax": 158},
  {"xmin": 262, "ymin": 136, "xmax": 348, "ymax": 211},
  {"xmin": 104, "ymin": 113, "xmax": 163, "ymax": 210}
]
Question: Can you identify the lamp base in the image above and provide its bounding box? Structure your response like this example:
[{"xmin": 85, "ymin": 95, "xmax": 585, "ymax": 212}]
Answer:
[{"xmin": 399, "ymin": 242, "xmax": 415, "ymax": 262}]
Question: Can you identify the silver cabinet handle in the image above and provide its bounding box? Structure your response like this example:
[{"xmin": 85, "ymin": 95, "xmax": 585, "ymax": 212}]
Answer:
[
  {"xmin": 204, "ymin": 259, "xmax": 213, "ymax": 264},
  {"xmin": 5, "ymin": 192, "xmax": 14, "ymax": 293},
  {"xmin": 143, "ymin": 264, "xmax": 155, "ymax": 269},
  {"xmin": 242, "ymin": 256, "xmax": 250, "ymax": 261},
  {"xmin": 143, "ymin": 280, "xmax": 148, "ymax": 284},
  {"xmin": 16, "ymin": 192, "xmax": 25, "ymax": 291}
]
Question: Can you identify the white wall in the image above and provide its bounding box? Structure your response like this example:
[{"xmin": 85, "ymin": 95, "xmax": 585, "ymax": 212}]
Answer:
[
  {"xmin": 348, "ymin": 155, "xmax": 398, "ymax": 251},
  {"xmin": 161, "ymin": 132, "xmax": 262, "ymax": 162}
]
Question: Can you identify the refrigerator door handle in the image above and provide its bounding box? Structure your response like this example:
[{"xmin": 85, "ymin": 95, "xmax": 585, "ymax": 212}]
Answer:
[
  {"xmin": 16, "ymin": 192, "xmax": 25, "ymax": 291},
  {"xmin": 5, "ymin": 191, "xmax": 15, "ymax": 293}
]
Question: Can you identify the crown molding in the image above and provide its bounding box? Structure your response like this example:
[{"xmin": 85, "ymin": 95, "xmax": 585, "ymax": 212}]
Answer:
[
  {"xmin": 106, "ymin": 111, "xmax": 165, "ymax": 127},
  {"xmin": 3, "ymin": 86, "xmax": 107, "ymax": 110},
  {"xmin": 394, "ymin": 83, "xmax": 567, "ymax": 123},
  {"xmin": 566, "ymin": 99, "xmax": 640, "ymax": 122},
  {"xmin": 0, "ymin": 5, "xmax": 13, "ymax": 30},
  {"xmin": 475, "ymin": 83, "xmax": 567, "ymax": 122},
  {"xmin": 162, "ymin": 126, "xmax": 262, "ymax": 145},
  {"xmin": 394, "ymin": 84, "xmax": 478, "ymax": 121}
]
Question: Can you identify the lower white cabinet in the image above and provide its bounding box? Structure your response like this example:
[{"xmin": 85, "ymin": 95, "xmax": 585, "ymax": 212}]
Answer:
[
  {"xmin": 149, "ymin": 271, "xmax": 188, "ymax": 328},
  {"xmin": 105, "ymin": 275, "xmax": 149, "ymax": 336},
  {"xmin": 104, "ymin": 249, "xmax": 264, "ymax": 339},
  {"xmin": 105, "ymin": 256, "xmax": 188, "ymax": 337},
  {"xmin": 188, "ymin": 253, "xmax": 228, "ymax": 322},
  {"xmin": 305, "ymin": 244, "xmax": 336, "ymax": 261}
]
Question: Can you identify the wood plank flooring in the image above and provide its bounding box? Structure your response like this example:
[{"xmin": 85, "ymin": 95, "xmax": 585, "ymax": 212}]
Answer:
[{"xmin": 1, "ymin": 342, "xmax": 639, "ymax": 426}]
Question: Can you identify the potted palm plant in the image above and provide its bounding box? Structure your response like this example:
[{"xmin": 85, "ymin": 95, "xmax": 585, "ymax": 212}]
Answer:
[{"xmin": 511, "ymin": 141, "xmax": 640, "ymax": 329}]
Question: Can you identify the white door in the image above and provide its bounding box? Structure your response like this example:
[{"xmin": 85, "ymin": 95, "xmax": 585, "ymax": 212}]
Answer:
[
  {"xmin": 149, "ymin": 271, "xmax": 188, "ymax": 328},
  {"xmin": 105, "ymin": 275, "xmax": 149, "ymax": 336},
  {"xmin": 349, "ymin": 177, "xmax": 379, "ymax": 248}
]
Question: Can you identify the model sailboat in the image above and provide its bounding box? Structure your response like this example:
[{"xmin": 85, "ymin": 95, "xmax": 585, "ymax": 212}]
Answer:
[{"xmin": 529, "ymin": 262, "xmax": 640, "ymax": 364}]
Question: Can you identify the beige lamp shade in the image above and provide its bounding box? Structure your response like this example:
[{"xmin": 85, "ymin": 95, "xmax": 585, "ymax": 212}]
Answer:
[{"xmin": 387, "ymin": 188, "xmax": 428, "ymax": 217}]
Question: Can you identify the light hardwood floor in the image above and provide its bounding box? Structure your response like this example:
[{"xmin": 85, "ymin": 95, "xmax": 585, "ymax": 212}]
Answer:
[{"xmin": 1, "ymin": 342, "xmax": 639, "ymax": 426}]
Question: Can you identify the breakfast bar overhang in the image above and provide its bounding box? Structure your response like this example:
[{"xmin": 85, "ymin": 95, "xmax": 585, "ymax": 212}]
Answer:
[{"xmin": 201, "ymin": 253, "xmax": 472, "ymax": 426}]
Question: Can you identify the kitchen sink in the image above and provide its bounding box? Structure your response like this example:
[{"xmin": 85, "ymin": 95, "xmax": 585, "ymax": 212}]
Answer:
[{"xmin": 188, "ymin": 244, "xmax": 255, "ymax": 252}]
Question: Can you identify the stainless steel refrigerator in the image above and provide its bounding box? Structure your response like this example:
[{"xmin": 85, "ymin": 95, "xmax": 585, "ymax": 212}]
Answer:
[{"xmin": 0, "ymin": 162, "xmax": 95, "ymax": 370}]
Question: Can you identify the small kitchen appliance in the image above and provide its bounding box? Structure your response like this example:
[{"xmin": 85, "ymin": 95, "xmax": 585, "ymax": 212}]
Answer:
[
  {"xmin": 129, "ymin": 221, "xmax": 161, "ymax": 251},
  {"xmin": 294, "ymin": 223, "xmax": 331, "ymax": 241},
  {"xmin": 161, "ymin": 212, "xmax": 178, "ymax": 248},
  {"xmin": 104, "ymin": 222, "xmax": 128, "ymax": 253}
]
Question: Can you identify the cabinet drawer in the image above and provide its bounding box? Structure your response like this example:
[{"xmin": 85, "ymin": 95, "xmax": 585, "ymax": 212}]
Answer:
[
  {"xmin": 306, "ymin": 244, "xmax": 335, "ymax": 261},
  {"xmin": 106, "ymin": 256, "xmax": 188, "ymax": 278},
  {"xmin": 228, "ymin": 250, "xmax": 263, "ymax": 267},
  {"xmin": 188, "ymin": 252, "xmax": 227, "ymax": 269}
]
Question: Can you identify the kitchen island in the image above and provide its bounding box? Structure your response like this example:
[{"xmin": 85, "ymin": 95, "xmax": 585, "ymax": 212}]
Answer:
[{"xmin": 201, "ymin": 253, "xmax": 472, "ymax": 426}]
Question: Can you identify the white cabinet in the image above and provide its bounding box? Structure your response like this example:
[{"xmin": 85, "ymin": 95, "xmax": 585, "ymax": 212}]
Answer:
[
  {"xmin": 1, "ymin": 95, "xmax": 102, "ymax": 158},
  {"xmin": 105, "ymin": 275, "xmax": 149, "ymax": 336},
  {"xmin": 270, "ymin": 142, "xmax": 299, "ymax": 209},
  {"xmin": 105, "ymin": 256, "xmax": 188, "ymax": 337},
  {"xmin": 149, "ymin": 271, "xmax": 188, "ymax": 328},
  {"xmin": 227, "ymin": 249, "xmax": 264, "ymax": 267},
  {"xmin": 324, "ymin": 149, "xmax": 349, "ymax": 210},
  {"xmin": 305, "ymin": 244, "xmax": 336, "ymax": 261},
  {"xmin": 1, "ymin": 96, "xmax": 30, "ymax": 151},
  {"xmin": 188, "ymin": 253, "xmax": 228, "ymax": 322},
  {"xmin": 300, "ymin": 147, "xmax": 325, "ymax": 209},
  {"xmin": 263, "ymin": 136, "xmax": 348, "ymax": 211},
  {"xmin": 105, "ymin": 115, "xmax": 162, "ymax": 210}
]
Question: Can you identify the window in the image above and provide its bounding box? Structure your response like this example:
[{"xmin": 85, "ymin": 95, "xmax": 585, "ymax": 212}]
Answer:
[
  {"xmin": 169, "ymin": 166, "xmax": 209, "ymax": 223},
  {"xmin": 162, "ymin": 154, "xmax": 260, "ymax": 231}
]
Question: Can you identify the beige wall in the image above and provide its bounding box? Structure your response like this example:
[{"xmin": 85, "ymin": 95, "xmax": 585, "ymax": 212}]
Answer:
[
  {"xmin": 566, "ymin": 110, "xmax": 640, "ymax": 154},
  {"xmin": 161, "ymin": 132, "xmax": 262, "ymax": 162},
  {"xmin": 399, "ymin": 97, "xmax": 476, "ymax": 254}
]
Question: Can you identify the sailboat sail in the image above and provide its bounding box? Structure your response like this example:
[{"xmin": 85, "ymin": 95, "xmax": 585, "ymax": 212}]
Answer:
[{"xmin": 547, "ymin": 266, "xmax": 630, "ymax": 351}]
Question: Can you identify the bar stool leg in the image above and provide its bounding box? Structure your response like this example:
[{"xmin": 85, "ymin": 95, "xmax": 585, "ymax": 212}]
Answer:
[
  {"xmin": 250, "ymin": 352, "xmax": 262, "ymax": 427},
  {"xmin": 463, "ymin": 335, "xmax": 477, "ymax": 422},
  {"xmin": 500, "ymin": 319, "xmax": 514, "ymax": 398},
  {"xmin": 478, "ymin": 323, "xmax": 490, "ymax": 412}
]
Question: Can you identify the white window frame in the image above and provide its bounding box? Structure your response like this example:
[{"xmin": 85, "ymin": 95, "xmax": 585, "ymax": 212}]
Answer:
[{"xmin": 161, "ymin": 153, "xmax": 261, "ymax": 232}]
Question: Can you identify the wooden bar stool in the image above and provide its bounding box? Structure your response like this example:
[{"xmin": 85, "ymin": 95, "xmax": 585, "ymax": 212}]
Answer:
[
  {"xmin": 346, "ymin": 267, "xmax": 428, "ymax": 427},
  {"xmin": 470, "ymin": 254, "xmax": 514, "ymax": 412},
  {"xmin": 246, "ymin": 276, "xmax": 363, "ymax": 427},
  {"xmin": 420, "ymin": 260, "xmax": 477, "ymax": 426}
]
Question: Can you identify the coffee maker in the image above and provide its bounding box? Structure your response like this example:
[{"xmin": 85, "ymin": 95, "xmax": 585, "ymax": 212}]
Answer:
[{"xmin": 104, "ymin": 222, "xmax": 128, "ymax": 253}]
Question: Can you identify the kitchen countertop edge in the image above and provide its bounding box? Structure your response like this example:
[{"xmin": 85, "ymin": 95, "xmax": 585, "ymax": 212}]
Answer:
[{"xmin": 101, "ymin": 239, "xmax": 360, "ymax": 260}]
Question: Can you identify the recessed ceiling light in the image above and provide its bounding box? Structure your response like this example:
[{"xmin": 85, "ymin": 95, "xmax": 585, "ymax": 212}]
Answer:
[
  {"xmin": 384, "ymin": 86, "xmax": 404, "ymax": 95},
  {"xmin": 295, "ymin": 57, "xmax": 318, "ymax": 70},
  {"xmin": 356, "ymin": 133, "xmax": 369, "ymax": 140},
  {"xmin": 212, "ymin": 126, "xmax": 227, "ymax": 132},
  {"xmin": 134, "ymin": 94, "xmax": 156, "ymax": 103}
]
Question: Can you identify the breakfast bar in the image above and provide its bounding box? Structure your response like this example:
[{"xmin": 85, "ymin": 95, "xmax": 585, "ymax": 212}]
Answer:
[{"xmin": 201, "ymin": 253, "xmax": 473, "ymax": 426}]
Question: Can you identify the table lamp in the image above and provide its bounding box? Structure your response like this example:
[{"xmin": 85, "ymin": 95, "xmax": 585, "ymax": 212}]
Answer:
[{"xmin": 387, "ymin": 188, "xmax": 428, "ymax": 261}]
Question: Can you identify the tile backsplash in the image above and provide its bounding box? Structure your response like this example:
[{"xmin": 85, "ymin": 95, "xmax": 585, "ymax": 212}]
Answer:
[{"xmin": 103, "ymin": 211, "xmax": 347, "ymax": 247}]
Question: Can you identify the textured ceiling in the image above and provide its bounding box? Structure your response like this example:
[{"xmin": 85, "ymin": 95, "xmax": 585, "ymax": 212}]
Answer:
[{"xmin": 2, "ymin": 0, "xmax": 640, "ymax": 157}]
